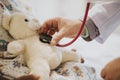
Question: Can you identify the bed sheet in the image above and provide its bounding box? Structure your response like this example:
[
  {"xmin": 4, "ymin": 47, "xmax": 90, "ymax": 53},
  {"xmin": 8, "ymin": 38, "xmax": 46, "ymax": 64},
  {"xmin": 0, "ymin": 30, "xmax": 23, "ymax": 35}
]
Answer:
[{"xmin": 63, "ymin": 32, "xmax": 120, "ymax": 80}]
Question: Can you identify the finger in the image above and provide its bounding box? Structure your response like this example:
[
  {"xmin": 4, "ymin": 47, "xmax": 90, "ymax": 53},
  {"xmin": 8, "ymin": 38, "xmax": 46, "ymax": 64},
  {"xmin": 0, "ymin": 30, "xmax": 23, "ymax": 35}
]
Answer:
[
  {"xmin": 68, "ymin": 35, "xmax": 76, "ymax": 38},
  {"xmin": 47, "ymin": 30, "xmax": 56, "ymax": 36},
  {"xmin": 101, "ymin": 69, "xmax": 106, "ymax": 79},
  {"xmin": 40, "ymin": 18, "xmax": 59, "ymax": 34},
  {"xmin": 42, "ymin": 18, "xmax": 58, "ymax": 30},
  {"xmin": 47, "ymin": 26, "xmax": 58, "ymax": 35},
  {"xmin": 50, "ymin": 28, "xmax": 65, "ymax": 46},
  {"xmin": 40, "ymin": 24, "xmax": 49, "ymax": 34}
]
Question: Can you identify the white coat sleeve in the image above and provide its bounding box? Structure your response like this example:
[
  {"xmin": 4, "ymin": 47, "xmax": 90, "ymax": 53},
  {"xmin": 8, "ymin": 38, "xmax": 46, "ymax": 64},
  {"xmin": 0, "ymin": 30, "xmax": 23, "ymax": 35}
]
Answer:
[{"xmin": 84, "ymin": 1, "xmax": 120, "ymax": 43}]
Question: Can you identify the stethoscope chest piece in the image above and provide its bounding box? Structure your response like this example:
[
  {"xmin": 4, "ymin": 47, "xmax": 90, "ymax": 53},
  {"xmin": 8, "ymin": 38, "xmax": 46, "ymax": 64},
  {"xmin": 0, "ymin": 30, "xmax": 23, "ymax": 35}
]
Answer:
[{"xmin": 39, "ymin": 33, "xmax": 52, "ymax": 44}]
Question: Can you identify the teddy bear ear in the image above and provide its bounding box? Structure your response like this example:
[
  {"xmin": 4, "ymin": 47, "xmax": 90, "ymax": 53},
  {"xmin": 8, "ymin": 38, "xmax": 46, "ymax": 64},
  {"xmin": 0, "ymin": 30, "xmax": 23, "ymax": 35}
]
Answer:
[{"xmin": 2, "ymin": 14, "xmax": 12, "ymax": 30}]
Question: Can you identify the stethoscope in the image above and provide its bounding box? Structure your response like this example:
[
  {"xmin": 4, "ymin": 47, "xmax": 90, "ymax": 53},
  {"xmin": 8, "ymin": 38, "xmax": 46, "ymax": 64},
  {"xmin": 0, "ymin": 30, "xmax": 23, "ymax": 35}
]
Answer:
[{"xmin": 40, "ymin": 1, "xmax": 91, "ymax": 47}]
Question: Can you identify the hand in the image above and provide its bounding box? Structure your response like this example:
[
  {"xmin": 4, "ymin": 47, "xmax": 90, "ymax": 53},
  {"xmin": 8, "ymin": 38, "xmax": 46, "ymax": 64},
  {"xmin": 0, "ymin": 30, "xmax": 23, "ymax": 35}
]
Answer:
[
  {"xmin": 39, "ymin": 17, "xmax": 82, "ymax": 46},
  {"xmin": 101, "ymin": 57, "xmax": 120, "ymax": 80}
]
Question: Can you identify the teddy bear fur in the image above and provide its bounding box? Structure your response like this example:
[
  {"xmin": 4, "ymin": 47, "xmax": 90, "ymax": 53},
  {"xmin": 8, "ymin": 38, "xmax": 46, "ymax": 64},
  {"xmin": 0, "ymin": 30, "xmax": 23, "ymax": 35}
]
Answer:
[{"xmin": 2, "ymin": 12, "xmax": 82, "ymax": 80}]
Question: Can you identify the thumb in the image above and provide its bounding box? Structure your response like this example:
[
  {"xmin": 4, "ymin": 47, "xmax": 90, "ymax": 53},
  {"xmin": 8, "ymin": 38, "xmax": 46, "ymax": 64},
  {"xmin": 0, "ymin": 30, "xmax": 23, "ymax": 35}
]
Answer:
[{"xmin": 51, "ymin": 29, "xmax": 65, "ymax": 46}]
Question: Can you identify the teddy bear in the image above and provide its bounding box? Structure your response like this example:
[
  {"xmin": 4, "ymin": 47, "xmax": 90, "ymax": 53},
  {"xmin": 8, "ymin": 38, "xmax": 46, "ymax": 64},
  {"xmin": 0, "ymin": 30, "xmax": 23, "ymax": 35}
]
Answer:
[{"xmin": 2, "ymin": 12, "xmax": 83, "ymax": 80}]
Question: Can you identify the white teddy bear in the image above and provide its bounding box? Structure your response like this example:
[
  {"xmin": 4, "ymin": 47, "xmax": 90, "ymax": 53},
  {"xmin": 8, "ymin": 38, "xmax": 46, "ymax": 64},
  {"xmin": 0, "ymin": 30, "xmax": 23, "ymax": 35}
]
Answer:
[{"xmin": 2, "ymin": 13, "xmax": 82, "ymax": 80}]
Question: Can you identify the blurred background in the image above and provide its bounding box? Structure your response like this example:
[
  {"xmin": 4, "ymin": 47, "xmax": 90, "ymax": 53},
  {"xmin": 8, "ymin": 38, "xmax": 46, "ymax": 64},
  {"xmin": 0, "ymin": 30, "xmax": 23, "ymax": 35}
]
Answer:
[
  {"xmin": 25, "ymin": 0, "xmax": 120, "ymax": 80},
  {"xmin": 28, "ymin": 0, "xmax": 87, "ymax": 22}
]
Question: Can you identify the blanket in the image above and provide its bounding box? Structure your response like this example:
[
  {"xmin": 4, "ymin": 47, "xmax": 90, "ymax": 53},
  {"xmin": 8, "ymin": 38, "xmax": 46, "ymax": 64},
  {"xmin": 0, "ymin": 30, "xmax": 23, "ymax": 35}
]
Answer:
[{"xmin": 0, "ymin": 53, "xmax": 96, "ymax": 80}]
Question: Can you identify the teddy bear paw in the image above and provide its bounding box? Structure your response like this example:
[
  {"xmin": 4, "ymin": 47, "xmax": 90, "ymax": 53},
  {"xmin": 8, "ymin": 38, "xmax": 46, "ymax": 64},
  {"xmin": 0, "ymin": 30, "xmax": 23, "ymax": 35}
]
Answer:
[{"xmin": 7, "ymin": 41, "xmax": 23, "ymax": 54}]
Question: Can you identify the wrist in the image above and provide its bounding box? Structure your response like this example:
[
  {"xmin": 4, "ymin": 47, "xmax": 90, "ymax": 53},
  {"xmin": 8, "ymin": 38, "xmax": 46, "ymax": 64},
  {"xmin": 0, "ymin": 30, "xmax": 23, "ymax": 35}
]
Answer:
[{"xmin": 81, "ymin": 25, "xmax": 89, "ymax": 38}]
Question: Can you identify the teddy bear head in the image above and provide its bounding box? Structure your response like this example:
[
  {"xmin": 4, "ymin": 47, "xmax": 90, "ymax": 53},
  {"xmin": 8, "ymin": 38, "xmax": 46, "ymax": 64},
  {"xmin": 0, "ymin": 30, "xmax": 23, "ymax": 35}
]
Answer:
[{"xmin": 2, "ymin": 13, "xmax": 40, "ymax": 39}]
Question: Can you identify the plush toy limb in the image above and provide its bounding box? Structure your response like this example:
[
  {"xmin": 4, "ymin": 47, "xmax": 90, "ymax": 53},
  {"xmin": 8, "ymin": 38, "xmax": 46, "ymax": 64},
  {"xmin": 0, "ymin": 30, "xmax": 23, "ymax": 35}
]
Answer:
[
  {"xmin": 16, "ymin": 74, "xmax": 40, "ymax": 80},
  {"xmin": 27, "ymin": 58, "xmax": 50, "ymax": 80},
  {"xmin": 7, "ymin": 40, "xmax": 25, "ymax": 55},
  {"xmin": 61, "ymin": 50, "xmax": 83, "ymax": 63}
]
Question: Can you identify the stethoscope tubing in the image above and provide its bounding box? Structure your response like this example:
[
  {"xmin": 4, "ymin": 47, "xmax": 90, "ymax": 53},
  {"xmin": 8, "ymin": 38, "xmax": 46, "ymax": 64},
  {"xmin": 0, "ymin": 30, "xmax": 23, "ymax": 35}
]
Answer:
[{"xmin": 57, "ymin": 2, "xmax": 91, "ymax": 47}]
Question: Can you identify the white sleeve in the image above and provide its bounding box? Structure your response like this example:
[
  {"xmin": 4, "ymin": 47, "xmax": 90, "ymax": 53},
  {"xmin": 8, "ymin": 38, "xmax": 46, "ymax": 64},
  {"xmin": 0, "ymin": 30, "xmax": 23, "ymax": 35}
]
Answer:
[{"xmin": 89, "ymin": 1, "xmax": 120, "ymax": 43}]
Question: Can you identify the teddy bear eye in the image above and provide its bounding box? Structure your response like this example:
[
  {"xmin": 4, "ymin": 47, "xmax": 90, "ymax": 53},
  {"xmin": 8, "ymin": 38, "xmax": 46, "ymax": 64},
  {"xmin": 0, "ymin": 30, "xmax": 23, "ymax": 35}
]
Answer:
[{"xmin": 24, "ymin": 19, "xmax": 29, "ymax": 22}]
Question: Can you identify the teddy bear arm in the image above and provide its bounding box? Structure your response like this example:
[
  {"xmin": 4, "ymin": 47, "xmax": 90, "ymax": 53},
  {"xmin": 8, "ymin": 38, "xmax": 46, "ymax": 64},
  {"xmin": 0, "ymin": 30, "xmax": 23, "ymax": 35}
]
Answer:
[
  {"xmin": 7, "ymin": 40, "xmax": 25, "ymax": 55},
  {"xmin": 61, "ymin": 50, "xmax": 82, "ymax": 63}
]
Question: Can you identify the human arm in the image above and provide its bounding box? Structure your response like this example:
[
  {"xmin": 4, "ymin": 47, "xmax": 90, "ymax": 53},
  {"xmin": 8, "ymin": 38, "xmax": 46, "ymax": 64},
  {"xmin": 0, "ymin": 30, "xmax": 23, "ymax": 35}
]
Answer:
[
  {"xmin": 85, "ymin": 1, "xmax": 120, "ymax": 43},
  {"xmin": 39, "ymin": 1, "xmax": 120, "ymax": 45}
]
